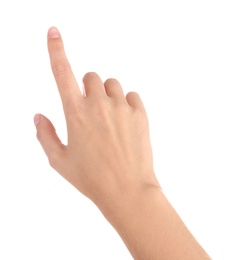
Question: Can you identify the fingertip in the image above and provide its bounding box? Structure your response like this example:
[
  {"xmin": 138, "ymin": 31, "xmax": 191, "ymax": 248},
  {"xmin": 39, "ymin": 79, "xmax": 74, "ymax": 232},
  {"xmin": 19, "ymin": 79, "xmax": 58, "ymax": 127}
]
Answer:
[
  {"xmin": 34, "ymin": 114, "xmax": 65, "ymax": 163},
  {"xmin": 48, "ymin": 26, "xmax": 61, "ymax": 39},
  {"xmin": 34, "ymin": 113, "xmax": 41, "ymax": 128}
]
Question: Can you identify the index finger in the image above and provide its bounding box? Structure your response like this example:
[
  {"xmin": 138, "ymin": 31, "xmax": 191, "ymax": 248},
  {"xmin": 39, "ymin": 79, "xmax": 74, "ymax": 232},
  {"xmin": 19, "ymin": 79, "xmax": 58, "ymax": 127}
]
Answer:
[{"xmin": 47, "ymin": 27, "xmax": 83, "ymax": 117}]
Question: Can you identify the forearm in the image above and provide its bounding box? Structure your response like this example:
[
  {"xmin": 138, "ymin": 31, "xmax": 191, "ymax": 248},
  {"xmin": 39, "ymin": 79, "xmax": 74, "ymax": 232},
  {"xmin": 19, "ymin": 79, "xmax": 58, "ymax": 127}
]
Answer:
[{"xmin": 99, "ymin": 184, "xmax": 211, "ymax": 260}]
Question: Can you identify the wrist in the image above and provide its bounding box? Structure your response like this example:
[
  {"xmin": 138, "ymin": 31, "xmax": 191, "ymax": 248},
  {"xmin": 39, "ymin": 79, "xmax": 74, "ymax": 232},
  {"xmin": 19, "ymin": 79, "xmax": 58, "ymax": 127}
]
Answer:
[
  {"xmin": 92, "ymin": 168, "xmax": 161, "ymax": 219},
  {"xmin": 96, "ymin": 180, "xmax": 164, "ymax": 232}
]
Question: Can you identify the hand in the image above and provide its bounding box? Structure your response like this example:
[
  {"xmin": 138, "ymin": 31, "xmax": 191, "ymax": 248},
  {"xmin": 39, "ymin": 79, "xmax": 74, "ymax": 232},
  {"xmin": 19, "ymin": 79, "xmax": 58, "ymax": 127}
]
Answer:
[
  {"xmin": 34, "ymin": 27, "xmax": 211, "ymax": 260},
  {"xmin": 34, "ymin": 27, "xmax": 160, "ymax": 208}
]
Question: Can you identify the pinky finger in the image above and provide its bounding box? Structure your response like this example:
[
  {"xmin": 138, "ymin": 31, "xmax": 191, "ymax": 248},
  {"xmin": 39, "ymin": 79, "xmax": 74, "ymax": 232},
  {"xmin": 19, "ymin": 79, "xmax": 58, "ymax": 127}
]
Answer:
[{"xmin": 126, "ymin": 92, "xmax": 145, "ymax": 110}]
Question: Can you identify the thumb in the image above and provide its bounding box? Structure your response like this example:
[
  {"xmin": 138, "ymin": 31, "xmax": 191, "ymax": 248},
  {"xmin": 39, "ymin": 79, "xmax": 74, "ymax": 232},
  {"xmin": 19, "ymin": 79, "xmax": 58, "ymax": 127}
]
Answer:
[{"xmin": 34, "ymin": 114, "xmax": 66, "ymax": 168}]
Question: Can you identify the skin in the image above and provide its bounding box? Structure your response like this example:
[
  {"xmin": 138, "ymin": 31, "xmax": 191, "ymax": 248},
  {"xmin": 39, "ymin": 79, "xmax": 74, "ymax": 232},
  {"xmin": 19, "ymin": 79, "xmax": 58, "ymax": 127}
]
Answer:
[{"xmin": 34, "ymin": 27, "xmax": 211, "ymax": 260}]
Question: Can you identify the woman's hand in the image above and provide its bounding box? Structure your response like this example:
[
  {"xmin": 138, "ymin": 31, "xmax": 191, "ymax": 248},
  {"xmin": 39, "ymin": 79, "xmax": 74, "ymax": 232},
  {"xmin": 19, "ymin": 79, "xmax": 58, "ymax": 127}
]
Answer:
[{"xmin": 34, "ymin": 27, "xmax": 160, "ymax": 208}]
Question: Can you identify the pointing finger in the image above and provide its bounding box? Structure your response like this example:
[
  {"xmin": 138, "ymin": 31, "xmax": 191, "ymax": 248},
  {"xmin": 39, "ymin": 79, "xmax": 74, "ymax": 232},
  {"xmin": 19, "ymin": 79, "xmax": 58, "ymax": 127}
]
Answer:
[{"xmin": 47, "ymin": 27, "xmax": 83, "ymax": 117}]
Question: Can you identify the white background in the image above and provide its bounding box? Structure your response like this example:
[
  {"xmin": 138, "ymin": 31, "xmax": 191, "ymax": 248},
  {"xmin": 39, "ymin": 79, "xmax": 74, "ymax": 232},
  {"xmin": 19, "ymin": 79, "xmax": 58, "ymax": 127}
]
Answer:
[{"xmin": 0, "ymin": 0, "xmax": 245, "ymax": 259}]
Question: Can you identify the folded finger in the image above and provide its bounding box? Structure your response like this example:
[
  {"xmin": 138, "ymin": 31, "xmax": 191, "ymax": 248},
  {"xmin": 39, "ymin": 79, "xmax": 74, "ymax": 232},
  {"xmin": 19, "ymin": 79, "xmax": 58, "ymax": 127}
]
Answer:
[
  {"xmin": 83, "ymin": 72, "xmax": 106, "ymax": 97},
  {"xmin": 104, "ymin": 78, "xmax": 125, "ymax": 100}
]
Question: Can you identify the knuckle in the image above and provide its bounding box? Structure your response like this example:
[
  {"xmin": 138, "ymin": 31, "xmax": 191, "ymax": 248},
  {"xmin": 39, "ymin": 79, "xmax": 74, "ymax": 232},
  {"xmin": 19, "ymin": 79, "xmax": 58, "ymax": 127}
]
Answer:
[
  {"xmin": 127, "ymin": 91, "xmax": 139, "ymax": 99},
  {"xmin": 88, "ymin": 99, "xmax": 111, "ymax": 122},
  {"xmin": 94, "ymin": 100, "xmax": 108, "ymax": 116},
  {"xmin": 36, "ymin": 130, "xmax": 41, "ymax": 142},
  {"xmin": 36, "ymin": 126, "xmax": 45, "ymax": 142},
  {"xmin": 104, "ymin": 78, "xmax": 118, "ymax": 85},
  {"xmin": 48, "ymin": 152, "xmax": 59, "ymax": 169},
  {"xmin": 83, "ymin": 72, "xmax": 99, "ymax": 81}
]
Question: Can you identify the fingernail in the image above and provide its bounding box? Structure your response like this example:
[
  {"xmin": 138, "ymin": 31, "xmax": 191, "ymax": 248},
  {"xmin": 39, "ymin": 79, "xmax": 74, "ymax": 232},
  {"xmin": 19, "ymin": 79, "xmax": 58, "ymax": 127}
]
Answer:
[
  {"xmin": 34, "ymin": 114, "xmax": 41, "ymax": 127},
  {"xmin": 48, "ymin": 27, "xmax": 60, "ymax": 39}
]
